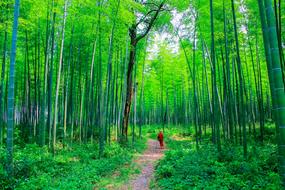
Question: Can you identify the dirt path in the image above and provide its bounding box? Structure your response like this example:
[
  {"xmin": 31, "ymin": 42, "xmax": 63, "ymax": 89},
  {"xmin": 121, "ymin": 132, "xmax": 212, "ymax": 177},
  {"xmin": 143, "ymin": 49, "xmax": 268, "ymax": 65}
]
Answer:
[{"xmin": 120, "ymin": 139, "xmax": 165, "ymax": 190}]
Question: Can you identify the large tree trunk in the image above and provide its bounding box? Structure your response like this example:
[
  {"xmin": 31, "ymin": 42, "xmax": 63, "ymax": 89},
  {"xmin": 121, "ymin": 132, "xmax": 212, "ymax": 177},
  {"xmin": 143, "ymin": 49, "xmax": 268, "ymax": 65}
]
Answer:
[
  {"xmin": 121, "ymin": 2, "xmax": 164, "ymax": 141},
  {"xmin": 122, "ymin": 32, "xmax": 136, "ymax": 140}
]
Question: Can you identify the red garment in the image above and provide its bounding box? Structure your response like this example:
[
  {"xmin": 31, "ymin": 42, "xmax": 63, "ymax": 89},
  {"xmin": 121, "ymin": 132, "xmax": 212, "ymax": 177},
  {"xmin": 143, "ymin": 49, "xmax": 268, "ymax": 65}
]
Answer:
[{"xmin": 157, "ymin": 132, "xmax": 164, "ymax": 148}]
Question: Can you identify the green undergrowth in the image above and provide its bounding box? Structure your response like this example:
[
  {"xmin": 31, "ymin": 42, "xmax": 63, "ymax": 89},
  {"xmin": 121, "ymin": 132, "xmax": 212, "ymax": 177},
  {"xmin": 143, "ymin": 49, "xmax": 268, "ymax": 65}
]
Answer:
[
  {"xmin": 152, "ymin": 125, "xmax": 282, "ymax": 190},
  {"xmin": 95, "ymin": 157, "xmax": 141, "ymax": 190},
  {"xmin": 0, "ymin": 138, "xmax": 146, "ymax": 190},
  {"xmin": 143, "ymin": 124, "xmax": 194, "ymax": 141}
]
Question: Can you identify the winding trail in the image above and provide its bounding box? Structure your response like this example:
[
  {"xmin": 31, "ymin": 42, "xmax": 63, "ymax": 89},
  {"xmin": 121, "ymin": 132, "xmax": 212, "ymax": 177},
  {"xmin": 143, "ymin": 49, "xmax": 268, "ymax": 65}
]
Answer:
[{"xmin": 121, "ymin": 139, "xmax": 165, "ymax": 190}]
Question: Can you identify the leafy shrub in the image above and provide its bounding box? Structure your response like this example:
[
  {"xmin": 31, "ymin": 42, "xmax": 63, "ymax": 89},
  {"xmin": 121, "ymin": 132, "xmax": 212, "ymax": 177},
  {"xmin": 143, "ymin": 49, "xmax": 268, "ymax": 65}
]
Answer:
[
  {"xmin": 0, "ymin": 138, "xmax": 146, "ymax": 189},
  {"xmin": 155, "ymin": 142, "xmax": 281, "ymax": 190}
]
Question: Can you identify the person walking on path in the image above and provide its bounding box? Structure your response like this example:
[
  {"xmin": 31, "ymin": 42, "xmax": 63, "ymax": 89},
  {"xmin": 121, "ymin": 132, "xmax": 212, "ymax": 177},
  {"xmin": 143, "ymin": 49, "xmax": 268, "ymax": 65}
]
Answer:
[{"xmin": 157, "ymin": 131, "xmax": 164, "ymax": 149}]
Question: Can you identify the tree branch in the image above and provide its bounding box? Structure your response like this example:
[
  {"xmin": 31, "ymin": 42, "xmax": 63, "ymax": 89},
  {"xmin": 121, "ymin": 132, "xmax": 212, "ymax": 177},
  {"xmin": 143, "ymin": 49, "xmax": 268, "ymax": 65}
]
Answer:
[
  {"xmin": 135, "ymin": 9, "xmax": 158, "ymax": 28},
  {"xmin": 135, "ymin": 2, "xmax": 165, "ymax": 43}
]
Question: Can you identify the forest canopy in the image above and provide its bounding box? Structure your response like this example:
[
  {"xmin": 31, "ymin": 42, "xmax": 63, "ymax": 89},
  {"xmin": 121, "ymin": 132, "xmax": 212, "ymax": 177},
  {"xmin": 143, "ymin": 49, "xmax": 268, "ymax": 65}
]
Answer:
[{"xmin": 0, "ymin": 0, "xmax": 284, "ymax": 189}]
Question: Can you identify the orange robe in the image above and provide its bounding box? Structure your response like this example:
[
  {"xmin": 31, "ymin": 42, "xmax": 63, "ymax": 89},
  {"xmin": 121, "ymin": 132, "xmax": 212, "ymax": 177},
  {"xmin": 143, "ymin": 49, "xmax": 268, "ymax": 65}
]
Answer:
[{"xmin": 157, "ymin": 132, "xmax": 164, "ymax": 148}]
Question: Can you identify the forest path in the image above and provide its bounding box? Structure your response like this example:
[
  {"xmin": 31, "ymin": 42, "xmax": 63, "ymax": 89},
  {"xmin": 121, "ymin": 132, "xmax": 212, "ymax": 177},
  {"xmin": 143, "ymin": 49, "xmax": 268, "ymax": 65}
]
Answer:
[{"xmin": 120, "ymin": 139, "xmax": 165, "ymax": 190}]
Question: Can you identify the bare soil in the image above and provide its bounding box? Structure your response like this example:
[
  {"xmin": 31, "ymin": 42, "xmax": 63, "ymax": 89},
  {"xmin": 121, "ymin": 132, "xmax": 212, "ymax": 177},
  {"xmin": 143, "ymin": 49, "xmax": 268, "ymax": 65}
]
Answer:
[{"xmin": 119, "ymin": 139, "xmax": 165, "ymax": 190}]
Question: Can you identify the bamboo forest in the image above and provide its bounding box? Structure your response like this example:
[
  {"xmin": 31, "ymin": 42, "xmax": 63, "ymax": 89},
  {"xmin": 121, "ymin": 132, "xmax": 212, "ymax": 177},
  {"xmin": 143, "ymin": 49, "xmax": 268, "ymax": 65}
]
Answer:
[{"xmin": 0, "ymin": 0, "xmax": 284, "ymax": 189}]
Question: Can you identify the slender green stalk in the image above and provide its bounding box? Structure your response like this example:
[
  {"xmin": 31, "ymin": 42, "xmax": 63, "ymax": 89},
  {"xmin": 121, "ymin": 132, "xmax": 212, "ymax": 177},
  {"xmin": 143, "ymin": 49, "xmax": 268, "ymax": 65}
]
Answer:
[{"xmin": 7, "ymin": 0, "xmax": 20, "ymax": 177}]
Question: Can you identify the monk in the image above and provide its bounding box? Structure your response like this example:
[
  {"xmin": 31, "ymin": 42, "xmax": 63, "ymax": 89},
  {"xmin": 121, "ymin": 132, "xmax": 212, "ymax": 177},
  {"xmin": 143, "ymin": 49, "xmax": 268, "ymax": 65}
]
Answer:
[{"xmin": 157, "ymin": 131, "xmax": 164, "ymax": 149}]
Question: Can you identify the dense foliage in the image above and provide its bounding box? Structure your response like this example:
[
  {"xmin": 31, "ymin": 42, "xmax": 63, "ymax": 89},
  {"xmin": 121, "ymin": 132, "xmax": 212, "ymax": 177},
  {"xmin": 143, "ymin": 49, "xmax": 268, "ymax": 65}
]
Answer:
[
  {"xmin": 154, "ymin": 126, "xmax": 281, "ymax": 190},
  {"xmin": 0, "ymin": 138, "xmax": 146, "ymax": 189},
  {"xmin": 0, "ymin": 0, "xmax": 284, "ymax": 188}
]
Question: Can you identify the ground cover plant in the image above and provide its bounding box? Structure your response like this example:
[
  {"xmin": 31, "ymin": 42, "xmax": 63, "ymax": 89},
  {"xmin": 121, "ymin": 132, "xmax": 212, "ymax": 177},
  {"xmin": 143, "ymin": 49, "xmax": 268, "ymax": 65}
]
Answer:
[
  {"xmin": 154, "ymin": 125, "xmax": 281, "ymax": 190},
  {"xmin": 0, "ymin": 137, "xmax": 146, "ymax": 189},
  {"xmin": 0, "ymin": 0, "xmax": 284, "ymax": 189}
]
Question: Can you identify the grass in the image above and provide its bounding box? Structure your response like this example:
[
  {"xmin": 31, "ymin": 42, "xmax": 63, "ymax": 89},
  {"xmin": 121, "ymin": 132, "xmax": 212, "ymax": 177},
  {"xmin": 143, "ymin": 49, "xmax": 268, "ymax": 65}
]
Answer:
[
  {"xmin": 1, "ymin": 124, "xmax": 280, "ymax": 190},
  {"xmin": 0, "ymin": 137, "xmax": 147, "ymax": 190},
  {"xmin": 151, "ymin": 124, "xmax": 282, "ymax": 190},
  {"xmin": 94, "ymin": 138, "xmax": 146, "ymax": 190},
  {"xmin": 95, "ymin": 159, "xmax": 141, "ymax": 190}
]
